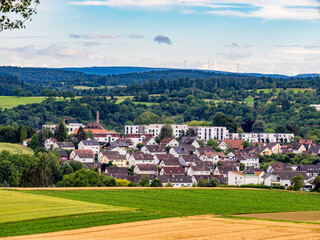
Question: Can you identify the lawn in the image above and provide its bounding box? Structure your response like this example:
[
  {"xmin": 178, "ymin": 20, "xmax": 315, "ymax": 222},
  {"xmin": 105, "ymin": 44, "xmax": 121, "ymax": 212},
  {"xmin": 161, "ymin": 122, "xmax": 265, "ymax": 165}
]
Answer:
[
  {"xmin": 0, "ymin": 190, "xmax": 133, "ymax": 225},
  {"xmin": 0, "ymin": 143, "xmax": 33, "ymax": 154},
  {"xmin": 0, "ymin": 96, "xmax": 47, "ymax": 109},
  {"xmin": 1, "ymin": 189, "xmax": 319, "ymax": 237}
]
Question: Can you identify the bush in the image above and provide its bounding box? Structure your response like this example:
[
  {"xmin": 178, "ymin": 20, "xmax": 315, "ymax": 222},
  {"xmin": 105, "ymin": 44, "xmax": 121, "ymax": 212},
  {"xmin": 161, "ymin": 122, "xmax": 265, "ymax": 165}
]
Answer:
[
  {"xmin": 164, "ymin": 182, "xmax": 173, "ymax": 187},
  {"xmin": 150, "ymin": 179, "xmax": 162, "ymax": 187},
  {"xmin": 116, "ymin": 179, "xmax": 131, "ymax": 187}
]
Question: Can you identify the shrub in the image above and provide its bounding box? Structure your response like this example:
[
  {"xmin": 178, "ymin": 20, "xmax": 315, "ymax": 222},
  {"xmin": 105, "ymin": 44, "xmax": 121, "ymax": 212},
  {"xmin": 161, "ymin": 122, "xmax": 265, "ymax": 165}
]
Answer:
[{"xmin": 116, "ymin": 179, "xmax": 131, "ymax": 187}]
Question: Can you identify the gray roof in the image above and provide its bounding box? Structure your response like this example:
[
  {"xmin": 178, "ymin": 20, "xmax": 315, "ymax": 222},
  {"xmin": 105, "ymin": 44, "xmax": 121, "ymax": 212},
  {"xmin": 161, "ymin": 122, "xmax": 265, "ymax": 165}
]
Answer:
[
  {"xmin": 106, "ymin": 167, "xmax": 128, "ymax": 174},
  {"xmin": 297, "ymin": 164, "xmax": 320, "ymax": 174},
  {"xmin": 136, "ymin": 164, "xmax": 158, "ymax": 171},
  {"xmin": 81, "ymin": 140, "xmax": 100, "ymax": 146},
  {"xmin": 171, "ymin": 146, "xmax": 190, "ymax": 155},
  {"xmin": 56, "ymin": 142, "xmax": 75, "ymax": 148},
  {"xmin": 264, "ymin": 171, "xmax": 308, "ymax": 180},
  {"xmin": 157, "ymin": 175, "xmax": 193, "ymax": 184}
]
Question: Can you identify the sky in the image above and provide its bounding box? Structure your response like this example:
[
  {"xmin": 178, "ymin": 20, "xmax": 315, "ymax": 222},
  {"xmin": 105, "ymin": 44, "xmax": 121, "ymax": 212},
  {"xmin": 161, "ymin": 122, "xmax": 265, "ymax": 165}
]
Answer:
[{"xmin": 0, "ymin": 0, "xmax": 320, "ymax": 75}]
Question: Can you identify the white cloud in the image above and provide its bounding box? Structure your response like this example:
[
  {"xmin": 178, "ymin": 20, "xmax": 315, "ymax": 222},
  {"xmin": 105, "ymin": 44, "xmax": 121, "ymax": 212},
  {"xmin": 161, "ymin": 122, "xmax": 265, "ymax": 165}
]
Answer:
[{"xmin": 69, "ymin": 0, "xmax": 320, "ymax": 20}]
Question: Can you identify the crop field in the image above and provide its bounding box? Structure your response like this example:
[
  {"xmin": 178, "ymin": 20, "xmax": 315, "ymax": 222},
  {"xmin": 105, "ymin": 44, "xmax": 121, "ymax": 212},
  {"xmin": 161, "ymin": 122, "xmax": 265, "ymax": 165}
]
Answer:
[
  {"xmin": 1, "ymin": 188, "xmax": 319, "ymax": 238},
  {"xmin": 0, "ymin": 96, "xmax": 47, "ymax": 109},
  {"xmin": 0, "ymin": 143, "xmax": 33, "ymax": 154}
]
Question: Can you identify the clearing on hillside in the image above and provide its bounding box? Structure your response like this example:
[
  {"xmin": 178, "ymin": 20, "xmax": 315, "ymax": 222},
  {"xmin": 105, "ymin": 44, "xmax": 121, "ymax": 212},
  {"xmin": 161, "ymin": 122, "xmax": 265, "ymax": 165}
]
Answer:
[
  {"xmin": 0, "ymin": 143, "xmax": 33, "ymax": 154},
  {"xmin": 4, "ymin": 215, "xmax": 320, "ymax": 240},
  {"xmin": 0, "ymin": 96, "xmax": 46, "ymax": 109},
  {"xmin": 0, "ymin": 190, "xmax": 134, "ymax": 224}
]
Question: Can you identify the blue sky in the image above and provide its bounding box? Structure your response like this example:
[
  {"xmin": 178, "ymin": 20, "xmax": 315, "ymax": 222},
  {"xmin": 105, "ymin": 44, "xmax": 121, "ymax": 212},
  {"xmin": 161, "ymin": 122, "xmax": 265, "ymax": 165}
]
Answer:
[{"xmin": 0, "ymin": 0, "xmax": 319, "ymax": 75}]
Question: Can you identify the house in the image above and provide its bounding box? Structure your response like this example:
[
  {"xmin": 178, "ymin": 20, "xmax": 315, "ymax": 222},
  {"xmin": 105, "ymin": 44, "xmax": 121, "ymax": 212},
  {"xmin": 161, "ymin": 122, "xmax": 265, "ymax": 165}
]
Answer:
[
  {"xmin": 154, "ymin": 153, "xmax": 175, "ymax": 164},
  {"xmin": 179, "ymin": 136, "xmax": 200, "ymax": 148},
  {"xmin": 105, "ymin": 167, "xmax": 128, "ymax": 177},
  {"xmin": 169, "ymin": 146, "xmax": 190, "ymax": 158},
  {"xmin": 142, "ymin": 137, "xmax": 158, "ymax": 146},
  {"xmin": 199, "ymin": 152, "xmax": 220, "ymax": 163},
  {"xmin": 194, "ymin": 146, "xmax": 215, "ymax": 157},
  {"xmin": 157, "ymin": 175, "xmax": 193, "ymax": 187},
  {"xmin": 78, "ymin": 140, "xmax": 100, "ymax": 154},
  {"xmin": 127, "ymin": 152, "xmax": 156, "ymax": 166},
  {"xmin": 23, "ymin": 138, "xmax": 31, "ymax": 147},
  {"xmin": 265, "ymin": 143, "xmax": 281, "ymax": 154},
  {"xmin": 263, "ymin": 171, "xmax": 308, "ymax": 188},
  {"xmin": 248, "ymin": 146, "xmax": 272, "ymax": 156},
  {"xmin": 108, "ymin": 146, "xmax": 127, "ymax": 156},
  {"xmin": 187, "ymin": 162, "xmax": 213, "ymax": 176},
  {"xmin": 232, "ymin": 152, "xmax": 260, "ymax": 169},
  {"xmin": 218, "ymin": 139, "xmax": 244, "ymax": 151},
  {"xmin": 125, "ymin": 133, "xmax": 154, "ymax": 146},
  {"xmin": 289, "ymin": 143, "xmax": 306, "ymax": 154},
  {"xmin": 57, "ymin": 150, "xmax": 68, "ymax": 161},
  {"xmin": 141, "ymin": 145, "xmax": 165, "ymax": 155},
  {"xmin": 267, "ymin": 162, "xmax": 292, "ymax": 173},
  {"xmin": 70, "ymin": 149, "xmax": 94, "ymax": 163},
  {"xmin": 53, "ymin": 141, "xmax": 75, "ymax": 151},
  {"xmin": 134, "ymin": 164, "xmax": 158, "ymax": 175},
  {"xmin": 158, "ymin": 158, "xmax": 181, "ymax": 167},
  {"xmin": 213, "ymin": 165, "xmax": 238, "ymax": 178},
  {"xmin": 306, "ymin": 145, "xmax": 320, "ymax": 155},
  {"xmin": 296, "ymin": 164, "xmax": 320, "ymax": 177},
  {"xmin": 160, "ymin": 138, "xmax": 179, "ymax": 147},
  {"xmin": 44, "ymin": 138, "xmax": 57, "ymax": 150},
  {"xmin": 299, "ymin": 139, "xmax": 313, "ymax": 145},
  {"xmin": 99, "ymin": 152, "xmax": 127, "ymax": 167},
  {"xmin": 178, "ymin": 155, "xmax": 201, "ymax": 167},
  {"xmin": 228, "ymin": 170, "xmax": 264, "ymax": 186},
  {"xmin": 159, "ymin": 166, "xmax": 185, "ymax": 175},
  {"xmin": 219, "ymin": 160, "xmax": 240, "ymax": 169}
]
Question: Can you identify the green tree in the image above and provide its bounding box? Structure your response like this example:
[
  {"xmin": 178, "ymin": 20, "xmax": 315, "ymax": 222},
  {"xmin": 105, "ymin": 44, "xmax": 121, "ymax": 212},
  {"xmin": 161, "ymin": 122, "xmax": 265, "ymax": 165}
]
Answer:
[
  {"xmin": 212, "ymin": 112, "xmax": 237, "ymax": 132},
  {"xmin": 136, "ymin": 143, "xmax": 145, "ymax": 150},
  {"xmin": 139, "ymin": 175, "xmax": 150, "ymax": 187},
  {"xmin": 75, "ymin": 126, "xmax": 87, "ymax": 141},
  {"xmin": 13, "ymin": 88, "xmax": 23, "ymax": 97},
  {"xmin": 164, "ymin": 181, "xmax": 173, "ymax": 187},
  {"xmin": 100, "ymin": 175, "xmax": 116, "ymax": 186},
  {"xmin": 28, "ymin": 133, "xmax": 40, "ymax": 149},
  {"xmin": 240, "ymin": 163, "xmax": 246, "ymax": 171},
  {"xmin": 252, "ymin": 120, "xmax": 265, "ymax": 133},
  {"xmin": 134, "ymin": 111, "xmax": 160, "ymax": 125},
  {"xmin": 54, "ymin": 122, "xmax": 68, "ymax": 142},
  {"xmin": 19, "ymin": 126, "xmax": 27, "ymax": 143},
  {"xmin": 150, "ymin": 179, "xmax": 162, "ymax": 187},
  {"xmin": 206, "ymin": 178, "xmax": 220, "ymax": 187},
  {"xmin": 0, "ymin": 0, "xmax": 40, "ymax": 31},
  {"xmin": 290, "ymin": 174, "xmax": 305, "ymax": 191},
  {"xmin": 86, "ymin": 130, "xmax": 94, "ymax": 140},
  {"xmin": 159, "ymin": 124, "xmax": 173, "ymax": 140}
]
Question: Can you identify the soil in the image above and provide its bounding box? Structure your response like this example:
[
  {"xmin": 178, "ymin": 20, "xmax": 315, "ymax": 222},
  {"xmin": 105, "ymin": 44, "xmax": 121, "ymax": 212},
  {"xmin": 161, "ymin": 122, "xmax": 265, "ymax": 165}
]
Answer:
[
  {"xmin": 4, "ymin": 215, "xmax": 320, "ymax": 240},
  {"xmin": 238, "ymin": 211, "xmax": 320, "ymax": 222}
]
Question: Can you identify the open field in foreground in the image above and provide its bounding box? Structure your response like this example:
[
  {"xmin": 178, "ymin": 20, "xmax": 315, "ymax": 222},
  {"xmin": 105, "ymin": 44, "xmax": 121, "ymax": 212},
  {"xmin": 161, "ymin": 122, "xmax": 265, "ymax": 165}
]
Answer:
[
  {"xmin": 1, "ymin": 188, "xmax": 320, "ymax": 237},
  {"xmin": 4, "ymin": 215, "xmax": 320, "ymax": 240},
  {"xmin": 0, "ymin": 143, "xmax": 33, "ymax": 154},
  {"xmin": 237, "ymin": 211, "xmax": 320, "ymax": 223},
  {"xmin": 0, "ymin": 190, "xmax": 133, "ymax": 224}
]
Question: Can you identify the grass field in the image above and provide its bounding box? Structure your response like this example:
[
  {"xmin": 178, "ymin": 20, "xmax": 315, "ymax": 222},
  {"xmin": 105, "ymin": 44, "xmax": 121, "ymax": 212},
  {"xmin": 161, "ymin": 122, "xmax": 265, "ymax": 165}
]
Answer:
[
  {"xmin": 0, "ymin": 143, "xmax": 33, "ymax": 154},
  {"xmin": 1, "ymin": 188, "xmax": 319, "ymax": 237},
  {"xmin": 0, "ymin": 96, "xmax": 47, "ymax": 109},
  {"xmin": 0, "ymin": 191, "xmax": 133, "ymax": 225}
]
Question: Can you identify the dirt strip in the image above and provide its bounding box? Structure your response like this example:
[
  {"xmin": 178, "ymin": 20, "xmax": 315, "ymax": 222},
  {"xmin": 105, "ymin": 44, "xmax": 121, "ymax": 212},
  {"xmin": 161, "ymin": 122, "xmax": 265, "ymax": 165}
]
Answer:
[
  {"xmin": 3, "ymin": 215, "xmax": 320, "ymax": 240},
  {"xmin": 237, "ymin": 211, "xmax": 320, "ymax": 222}
]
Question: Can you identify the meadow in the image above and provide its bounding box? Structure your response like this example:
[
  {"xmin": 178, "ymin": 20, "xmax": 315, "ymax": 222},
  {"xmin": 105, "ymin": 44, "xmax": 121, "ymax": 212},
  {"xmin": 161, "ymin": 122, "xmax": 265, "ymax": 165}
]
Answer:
[
  {"xmin": 1, "ymin": 188, "xmax": 319, "ymax": 237},
  {"xmin": 0, "ymin": 96, "xmax": 47, "ymax": 109},
  {"xmin": 0, "ymin": 143, "xmax": 33, "ymax": 154}
]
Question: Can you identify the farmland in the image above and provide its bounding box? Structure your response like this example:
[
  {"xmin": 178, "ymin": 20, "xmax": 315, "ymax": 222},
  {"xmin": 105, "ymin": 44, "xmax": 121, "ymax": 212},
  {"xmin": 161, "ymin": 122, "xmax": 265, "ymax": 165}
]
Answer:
[
  {"xmin": 0, "ymin": 143, "xmax": 33, "ymax": 154},
  {"xmin": 0, "ymin": 96, "xmax": 47, "ymax": 109},
  {"xmin": 1, "ymin": 188, "xmax": 319, "ymax": 237}
]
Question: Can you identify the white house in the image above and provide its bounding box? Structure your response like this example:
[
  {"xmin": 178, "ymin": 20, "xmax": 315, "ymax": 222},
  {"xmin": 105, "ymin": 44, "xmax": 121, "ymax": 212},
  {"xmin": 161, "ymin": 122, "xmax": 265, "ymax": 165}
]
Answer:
[
  {"xmin": 228, "ymin": 170, "xmax": 264, "ymax": 186},
  {"xmin": 263, "ymin": 171, "xmax": 308, "ymax": 188},
  {"xmin": 199, "ymin": 152, "xmax": 220, "ymax": 163},
  {"xmin": 127, "ymin": 152, "xmax": 156, "ymax": 167},
  {"xmin": 52, "ymin": 142, "xmax": 75, "ymax": 151},
  {"xmin": 157, "ymin": 175, "xmax": 193, "ymax": 187},
  {"xmin": 134, "ymin": 164, "xmax": 158, "ymax": 175},
  {"xmin": 70, "ymin": 149, "xmax": 94, "ymax": 163},
  {"xmin": 160, "ymin": 138, "xmax": 179, "ymax": 147},
  {"xmin": 78, "ymin": 140, "xmax": 100, "ymax": 154},
  {"xmin": 44, "ymin": 138, "xmax": 57, "ymax": 150},
  {"xmin": 141, "ymin": 145, "xmax": 165, "ymax": 155}
]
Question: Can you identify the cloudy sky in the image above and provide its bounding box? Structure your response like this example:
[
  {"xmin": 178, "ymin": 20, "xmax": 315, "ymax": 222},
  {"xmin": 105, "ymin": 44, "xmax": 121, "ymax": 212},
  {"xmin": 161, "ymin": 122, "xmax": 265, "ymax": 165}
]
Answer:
[{"xmin": 0, "ymin": 0, "xmax": 320, "ymax": 75}]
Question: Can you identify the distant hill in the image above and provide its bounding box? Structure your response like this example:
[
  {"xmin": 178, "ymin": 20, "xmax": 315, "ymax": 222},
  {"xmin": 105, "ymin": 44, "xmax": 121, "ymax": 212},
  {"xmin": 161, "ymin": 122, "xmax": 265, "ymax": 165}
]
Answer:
[{"xmin": 61, "ymin": 66, "xmax": 171, "ymax": 76}]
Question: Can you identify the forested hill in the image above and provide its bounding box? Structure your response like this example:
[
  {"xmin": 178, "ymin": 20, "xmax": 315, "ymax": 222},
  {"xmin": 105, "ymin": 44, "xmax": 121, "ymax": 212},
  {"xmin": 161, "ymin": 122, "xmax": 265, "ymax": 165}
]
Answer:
[
  {"xmin": 0, "ymin": 74, "xmax": 42, "ymax": 96},
  {"xmin": 0, "ymin": 66, "xmax": 96, "ymax": 83}
]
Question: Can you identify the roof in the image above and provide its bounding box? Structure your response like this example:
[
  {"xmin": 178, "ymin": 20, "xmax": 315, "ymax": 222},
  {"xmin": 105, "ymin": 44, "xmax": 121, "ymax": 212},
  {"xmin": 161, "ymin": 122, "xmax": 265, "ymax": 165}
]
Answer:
[
  {"xmin": 221, "ymin": 139, "xmax": 244, "ymax": 150},
  {"xmin": 58, "ymin": 150, "xmax": 68, "ymax": 157},
  {"xmin": 131, "ymin": 152, "xmax": 154, "ymax": 161},
  {"xmin": 161, "ymin": 167, "xmax": 185, "ymax": 174},
  {"xmin": 179, "ymin": 136, "xmax": 197, "ymax": 145},
  {"xmin": 299, "ymin": 139, "xmax": 313, "ymax": 144},
  {"xmin": 231, "ymin": 170, "xmax": 264, "ymax": 177},
  {"xmin": 219, "ymin": 160, "xmax": 240, "ymax": 167},
  {"xmin": 106, "ymin": 167, "xmax": 128, "ymax": 174},
  {"xmin": 161, "ymin": 138, "xmax": 175, "ymax": 144},
  {"xmin": 84, "ymin": 122, "xmax": 105, "ymax": 130},
  {"xmin": 144, "ymin": 145, "xmax": 165, "ymax": 153},
  {"xmin": 308, "ymin": 145, "xmax": 320, "ymax": 154},
  {"xmin": 160, "ymin": 158, "xmax": 181, "ymax": 166},
  {"xmin": 136, "ymin": 164, "xmax": 158, "ymax": 171},
  {"xmin": 154, "ymin": 154, "xmax": 175, "ymax": 160},
  {"xmin": 264, "ymin": 171, "xmax": 308, "ymax": 180},
  {"xmin": 73, "ymin": 149, "xmax": 94, "ymax": 158},
  {"xmin": 269, "ymin": 162, "xmax": 292, "ymax": 171},
  {"xmin": 297, "ymin": 164, "xmax": 320, "ymax": 173},
  {"xmin": 82, "ymin": 162, "xmax": 101, "ymax": 169},
  {"xmin": 171, "ymin": 146, "xmax": 190, "ymax": 155},
  {"xmin": 56, "ymin": 142, "xmax": 75, "ymax": 148},
  {"xmin": 216, "ymin": 165, "xmax": 238, "ymax": 175},
  {"xmin": 80, "ymin": 140, "xmax": 100, "ymax": 146},
  {"xmin": 179, "ymin": 155, "xmax": 200, "ymax": 162},
  {"xmin": 142, "ymin": 137, "xmax": 155, "ymax": 145},
  {"xmin": 196, "ymin": 146, "xmax": 215, "ymax": 155},
  {"xmin": 45, "ymin": 138, "xmax": 57, "ymax": 142},
  {"xmin": 157, "ymin": 175, "xmax": 193, "ymax": 184}
]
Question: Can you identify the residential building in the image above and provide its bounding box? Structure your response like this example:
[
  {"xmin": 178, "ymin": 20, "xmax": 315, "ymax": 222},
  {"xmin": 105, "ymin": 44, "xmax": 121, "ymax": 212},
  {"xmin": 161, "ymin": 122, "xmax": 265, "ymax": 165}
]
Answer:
[
  {"xmin": 157, "ymin": 175, "xmax": 193, "ymax": 187},
  {"xmin": 52, "ymin": 141, "xmax": 75, "ymax": 151},
  {"xmin": 127, "ymin": 152, "xmax": 156, "ymax": 166},
  {"xmin": 263, "ymin": 171, "xmax": 308, "ymax": 188},
  {"xmin": 134, "ymin": 164, "xmax": 158, "ymax": 175},
  {"xmin": 78, "ymin": 140, "xmax": 100, "ymax": 154},
  {"xmin": 70, "ymin": 149, "xmax": 94, "ymax": 163},
  {"xmin": 190, "ymin": 126, "xmax": 228, "ymax": 140},
  {"xmin": 159, "ymin": 166, "xmax": 185, "ymax": 175},
  {"xmin": 228, "ymin": 170, "xmax": 264, "ymax": 185}
]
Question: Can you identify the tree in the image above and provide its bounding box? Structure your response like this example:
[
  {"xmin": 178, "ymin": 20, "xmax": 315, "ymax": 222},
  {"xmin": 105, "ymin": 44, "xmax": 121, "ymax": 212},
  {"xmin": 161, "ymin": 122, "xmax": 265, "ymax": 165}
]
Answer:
[
  {"xmin": 75, "ymin": 126, "xmax": 87, "ymax": 141},
  {"xmin": 312, "ymin": 176, "xmax": 320, "ymax": 192},
  {"xmin": 134, "ymin": 111, "xmax": 160, "ymax": 125},
  {"xmin": 13, "ymin": 88, "xmax": 23, "ymax": 97},
  {"xmin": 206, "ymin": 178, "xmax": 220, "ymax": 187},
  {"xmin": 54, "ymin": 122, "xmax": 68, "ymax": 142},
  {"xmin": 150, "ymin": 179, "xmax": 162, "ymax": 187},
  {"xmin": 212, "ymin": 112, "xmax": 237, "ymax": 133},
  {"xmin": 241, "ymin": 141, "xmax": 253, "ymax": 149},
  {"xmin": 139, "ymin": 175, "xmax": 150, "ymax": 187},
  {"xmin": 159, "ymin": 124, "xmax": 173, "ymax": 140},
  {"xmin": 19, "ymin": 126, "xmax": 27, "ymax": 143},
  {"xmin": 240, "ymin": 163, "xmax": 246, "ymax": 171},
  {"xmin": 28, "ymin": 133, "xmax": 40, "ymax": 149},
  {"xmin": 252, "ymin": 120, "xmax": 265, "ymax": 133},
  {"xmin": 164, "ymin": 181, "xmax": 173, "ymax": 187},
  {"xmin": 116, "ymin": 179, "xmax": 130, "ymax": 186},
  {"xmin": 0, "ymin": 0, "xmax": 40, "ymax": 31},
  {"xmin": 290, "ymin": 174, "xmax": 304, "ymax": 191},
  {"xmin": 136, "ymin": 143, "xmax": 145, "ymax": 150}
]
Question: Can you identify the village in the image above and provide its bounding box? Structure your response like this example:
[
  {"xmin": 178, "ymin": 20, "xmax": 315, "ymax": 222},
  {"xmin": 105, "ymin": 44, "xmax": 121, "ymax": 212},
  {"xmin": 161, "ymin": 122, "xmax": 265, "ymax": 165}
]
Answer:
[{"xmin": 28, "ymin": 111, "xmax": 319, "ymax": 189}]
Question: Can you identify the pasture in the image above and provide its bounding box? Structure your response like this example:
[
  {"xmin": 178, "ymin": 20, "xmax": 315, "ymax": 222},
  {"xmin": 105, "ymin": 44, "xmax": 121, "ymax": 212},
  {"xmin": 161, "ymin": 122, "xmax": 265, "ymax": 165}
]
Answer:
[
  {"xmin": 0, "ymin": 96, "xmax": 46, "ymax": 109},
  {"xmin": 0, "ymin": 143, "xmax": 33, "ymax": 154},
  {"xmin": 1, "ymin": 188, "xmax": 319, "ymax": 237}
]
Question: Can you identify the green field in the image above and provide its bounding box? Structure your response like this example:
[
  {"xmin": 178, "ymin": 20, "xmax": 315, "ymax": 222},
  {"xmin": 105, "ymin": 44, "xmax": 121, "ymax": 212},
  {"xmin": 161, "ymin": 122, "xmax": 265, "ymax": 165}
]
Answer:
[
  {"xmin": 1, "ymin": 189, "xmax": 319, "ymax": 237},
  {"xmin": 0, "ymin": 143, "xmax": 33, "ymax": 154},
  {"xmin": 0, "ymin": 96, "xmax": 47, "ymax": 109}
]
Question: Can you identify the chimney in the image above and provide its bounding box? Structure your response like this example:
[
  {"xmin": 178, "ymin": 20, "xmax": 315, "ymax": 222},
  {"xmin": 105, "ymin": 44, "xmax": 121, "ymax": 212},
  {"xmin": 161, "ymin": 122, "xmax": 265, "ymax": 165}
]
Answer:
[{"xmin": 96, "ymin": 111, "xmax": 99, "ymax": 124}]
